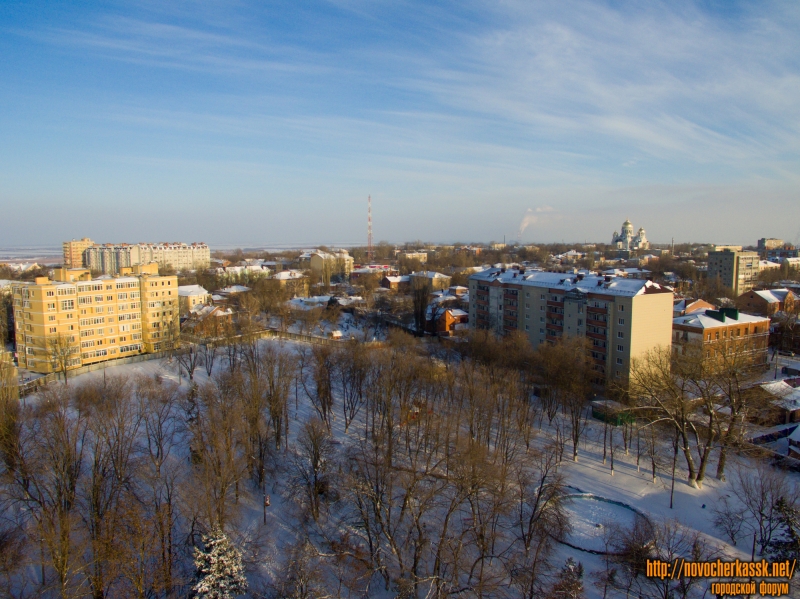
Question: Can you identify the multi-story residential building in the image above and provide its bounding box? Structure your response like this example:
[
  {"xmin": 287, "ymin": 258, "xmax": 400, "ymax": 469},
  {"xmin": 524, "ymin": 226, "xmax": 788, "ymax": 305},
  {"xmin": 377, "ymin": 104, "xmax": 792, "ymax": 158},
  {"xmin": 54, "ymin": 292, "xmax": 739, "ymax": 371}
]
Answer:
[
  {"xmin": 399, "ymin": 251, "xmax": 428, "ymax": 264},
  {"xmin": 308, "ymin": 250, "xmax": 354, "ymax": 282},
  {"xmin": 735, "ymin": 288, "xmax": 797, "ymax": 317},
  {"xmin": 468, "ymin": 268, "xmax": 674, "ymax": 385},
  {"xmin": 767, "ymin": 246, "xmax": 800, "ymax": 262},
  {"xmin": 672, "ymin": 308, "xmax": 769, "ymax": 369},
  {"xmin": 84, "ymin": 243, "xmax": 142, "ymax": 274},
  {"xmin": 11, "ymin": 263, "xmax": 178, "ymax": 375},
  {"xmin": 84, "ymin": 242, "xmax": 210, "ymax": 274},
  {"xmin": 707, "ymin": 246, "xmax": 759, "ymax": 295},
  {"xmin": 757, "ymin": 238, "xmax": 784, "ymax": 256},
  {"xmin": 62, "ymin": 237, "xmax": 94, "ymax": 268}
]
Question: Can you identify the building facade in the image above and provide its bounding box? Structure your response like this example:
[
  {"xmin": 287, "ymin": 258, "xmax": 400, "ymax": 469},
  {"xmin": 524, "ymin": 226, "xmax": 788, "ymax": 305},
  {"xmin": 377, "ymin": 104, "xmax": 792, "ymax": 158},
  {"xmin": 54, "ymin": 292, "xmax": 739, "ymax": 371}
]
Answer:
[
  {"xmin": 399, "ymin": 251, "xmax": 428, "ymax": 264},
  {"xmin": 469, "ymin": 268, "xmax": 674, "ymax": 385},
  {"xmin": 735, "ymin": 288, "xmax": 797, "ymax": 317},
  {"xmin": 84, "ymin": 242, "xmax": 210, "ymax": 274},
  {"xmin": 12, "ymin": 264, "xmax": 178, "ymax": 375},
  {"xmin": 672, "ymin": 308, "xmax": 769, "ymax": 369},
  {"xmin": 707, "ymin": 247, "xmax": 760, "ymax": 295},
  {"xmin": 178, "ymin": 285, "xmax": 211, "ymax": 316},
  {"xmin": 62, "ymin": 238, "xmax": 94, "ymax": 268}
]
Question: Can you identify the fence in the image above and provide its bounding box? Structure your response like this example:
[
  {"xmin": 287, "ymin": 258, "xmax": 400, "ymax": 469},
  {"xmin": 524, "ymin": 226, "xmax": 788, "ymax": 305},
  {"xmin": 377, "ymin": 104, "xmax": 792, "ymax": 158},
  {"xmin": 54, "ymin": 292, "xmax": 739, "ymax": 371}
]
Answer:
[
  {"xmin": 181, "ymin": 328, "xmax": 385, "ymax": 348},
  {"xmin": 18, "ymin": 350, "xmax": 170, "ymax": 397},
  {"xmin": 16, "ymin": 329, "xmax": 386, "ymax": 397}
]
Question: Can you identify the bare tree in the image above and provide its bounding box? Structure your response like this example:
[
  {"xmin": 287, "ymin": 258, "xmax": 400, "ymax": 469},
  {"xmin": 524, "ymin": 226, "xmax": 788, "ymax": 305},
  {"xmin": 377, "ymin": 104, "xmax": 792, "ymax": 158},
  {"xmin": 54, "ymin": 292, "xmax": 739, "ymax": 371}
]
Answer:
[
  {"xmin": 47, "ymin": 333, "xmax": 80, "ymax": 386},
  {"xmin": 726, "ymin": 460, "xmax": 796, "ymax": 556},
  {"xmin": 290, "ymin": 418, "xmax": 336, "ymax": 522}
]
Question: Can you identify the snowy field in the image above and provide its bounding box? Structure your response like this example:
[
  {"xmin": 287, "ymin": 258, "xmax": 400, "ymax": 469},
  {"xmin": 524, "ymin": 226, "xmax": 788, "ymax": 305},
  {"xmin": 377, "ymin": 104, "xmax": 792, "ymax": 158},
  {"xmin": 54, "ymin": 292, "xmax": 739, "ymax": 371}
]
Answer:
[{"xmin": 19, "ymin": 337, "xmax": 800, "ymax": 598}]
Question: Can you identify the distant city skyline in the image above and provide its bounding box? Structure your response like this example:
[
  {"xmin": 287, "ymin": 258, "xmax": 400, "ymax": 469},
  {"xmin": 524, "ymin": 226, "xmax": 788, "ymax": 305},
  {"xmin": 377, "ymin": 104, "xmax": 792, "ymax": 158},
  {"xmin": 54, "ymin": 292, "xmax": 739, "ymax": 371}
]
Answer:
[{"xmin": 2, "ymin": 1, "xmax": 799, "ymax": 246}]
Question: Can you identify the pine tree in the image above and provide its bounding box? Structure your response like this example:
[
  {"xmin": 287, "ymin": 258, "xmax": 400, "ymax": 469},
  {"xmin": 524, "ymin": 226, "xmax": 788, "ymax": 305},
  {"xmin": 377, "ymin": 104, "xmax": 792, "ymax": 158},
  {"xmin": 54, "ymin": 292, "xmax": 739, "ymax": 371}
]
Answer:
[
  {"xmin": 766, "ymin": 497, "xmax": 800, "ymax": 564},
  {"xmin": 193, "ymin": 528, "xmax": 248, "ymax": 599},
  {"xmin": 547, "ymin": 557, "xmax": 585, "ymax": 599}
]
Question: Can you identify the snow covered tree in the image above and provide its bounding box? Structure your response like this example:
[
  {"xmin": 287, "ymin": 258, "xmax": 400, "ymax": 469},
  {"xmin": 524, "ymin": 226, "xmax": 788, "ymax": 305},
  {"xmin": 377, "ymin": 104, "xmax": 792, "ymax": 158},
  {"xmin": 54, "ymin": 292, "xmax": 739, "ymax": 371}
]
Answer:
[
  {"xmin": 766, "ymin": 497, "xmax": 800, "ymax": 563},
  {"xmin": 547, "ymin": 557, "xmax": 585, "ymax": 599},
  {"xmin": 193, "ymin": 528, "xmax": 248, "ymax": 599}
]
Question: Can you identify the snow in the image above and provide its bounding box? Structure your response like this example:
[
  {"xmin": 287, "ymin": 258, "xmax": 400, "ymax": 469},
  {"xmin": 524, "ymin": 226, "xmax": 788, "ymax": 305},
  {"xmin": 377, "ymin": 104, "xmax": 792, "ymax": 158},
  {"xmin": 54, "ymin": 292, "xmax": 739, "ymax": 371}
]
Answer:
[{"xmin": 22, "ymin": 338, "xmax": 800, "ymax": 599}]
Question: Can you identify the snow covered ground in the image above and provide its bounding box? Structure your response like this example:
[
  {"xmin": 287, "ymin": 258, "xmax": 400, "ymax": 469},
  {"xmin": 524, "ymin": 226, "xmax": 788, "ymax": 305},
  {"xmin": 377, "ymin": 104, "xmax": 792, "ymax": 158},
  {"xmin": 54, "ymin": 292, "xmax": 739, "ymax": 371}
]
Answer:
[{"xmin": 26, "ymin": 338, "xmax": 800, "ymax": 598}]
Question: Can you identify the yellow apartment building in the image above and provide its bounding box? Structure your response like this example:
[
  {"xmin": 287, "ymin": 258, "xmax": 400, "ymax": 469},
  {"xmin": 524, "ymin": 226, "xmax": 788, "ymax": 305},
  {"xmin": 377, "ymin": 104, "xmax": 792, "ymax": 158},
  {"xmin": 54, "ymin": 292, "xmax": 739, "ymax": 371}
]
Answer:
[
  {"xmin": 12, "ymin": 263, "xmax": 179, "ymax": 375},
  {"xmin": 62, "ymin": 237, "xmax": 94, "ymax": 268}
]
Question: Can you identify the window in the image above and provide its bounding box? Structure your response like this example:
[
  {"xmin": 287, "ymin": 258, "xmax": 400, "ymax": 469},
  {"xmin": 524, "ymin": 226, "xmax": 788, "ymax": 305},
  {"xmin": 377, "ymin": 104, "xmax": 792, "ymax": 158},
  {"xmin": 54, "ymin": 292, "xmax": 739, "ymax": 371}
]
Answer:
[
  {"xmin": 540, "ymin": 295, "xmax": 545, "ymax": 300},
  {"xmin": 48, "ymin": 315, "xmax": 56, "ymax": 321},
  {"xmin": 618, "ymin": 318, "xmax": 624, "ymax": 325},
  {"xmin": 618, "ymin": 305, "xmax": 624, "ymax": 312},
  {"xmin": 525, "ymin": 314, "xmax": 529, "ymax": 320},
  {"xmin": 46, "ymin": 290, "xmax": 54, "ymax": 297},
  {"xmin": 540, "ymin": 317, "xmax": 544, "ymax": 323},
  {"xmin": 617, "ymin": 331, "xmax": 624, "ymax": 339},
  {"xmin": 525, "ymin": 303, "xmax": 530, "ymax": 308},
  {"xmin": 540, "ymin": 328, "xmax": 545, "ymax": 334},
  {"xmin": 616, "ymin": 357, "xmax": 623, "ymax": 365},
  {"xmin": 49, "ymin": 327, "xmax": 57, "ymax": 333},
  {"xmin": 94, "ymin": 296, "xmax": 103, "ymax": 303},
  {"xmin": 617, "ymin": 344, "xmax": 624, "ymax": 352},
  {"xmin": 61, "ymin": 300, "xmax": 75, "ymax": 310},
  {"xmin": 47, "ymin": 302, "xmax": 56, "ymax": 311},
  {"xmin": 526, "ymin": 292, "xmax": 530, "ymax": 298},
  {"xmin": 525, "ymin": 324, "xmax": 529, "ymax": 330},
  {"xmin": 79, "ymin": 296, "xmax": 92, "ymax": 305},
  {"xmin": 540, "ymin": 306, "xmax": 544, "ymax": 311},
  {"xmin": 578, "ymin": 319, "xmax": 583, "ymax": 326}
]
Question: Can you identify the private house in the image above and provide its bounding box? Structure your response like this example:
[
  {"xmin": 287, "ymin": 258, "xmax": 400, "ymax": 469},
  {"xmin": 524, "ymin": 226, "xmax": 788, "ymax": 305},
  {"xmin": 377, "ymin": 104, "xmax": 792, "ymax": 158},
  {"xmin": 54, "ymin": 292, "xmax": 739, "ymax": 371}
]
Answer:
[{"xmin": 736, "ymin": 288, "xmax": 797, "ymax": 317}]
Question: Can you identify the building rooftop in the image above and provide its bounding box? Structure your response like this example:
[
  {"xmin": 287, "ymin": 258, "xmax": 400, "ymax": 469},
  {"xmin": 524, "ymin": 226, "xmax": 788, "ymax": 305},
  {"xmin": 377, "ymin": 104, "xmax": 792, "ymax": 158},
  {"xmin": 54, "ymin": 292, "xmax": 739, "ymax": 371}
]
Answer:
[
  {"xmin": 470, "ymin": 268, "xmax": 671, "ymax": 297},
  {"xmin": 751, "ymin": 289, "xmax": 796, "ymax": 303},
  {"xmin": 178, "ymin": 285, "xmax": 209, "ymax": 297},
  {"xmin": 673, "ymin": 308, "xmax": 769, "ymax": 330}
]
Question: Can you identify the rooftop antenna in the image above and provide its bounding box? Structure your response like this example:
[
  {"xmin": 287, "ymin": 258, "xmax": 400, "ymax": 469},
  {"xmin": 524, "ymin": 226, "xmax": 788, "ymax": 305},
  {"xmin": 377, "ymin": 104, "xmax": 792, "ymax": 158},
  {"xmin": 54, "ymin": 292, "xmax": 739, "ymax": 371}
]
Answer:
[{"xmin": 367, "ymin": 195, "xmax": 373, "ymax": 263}]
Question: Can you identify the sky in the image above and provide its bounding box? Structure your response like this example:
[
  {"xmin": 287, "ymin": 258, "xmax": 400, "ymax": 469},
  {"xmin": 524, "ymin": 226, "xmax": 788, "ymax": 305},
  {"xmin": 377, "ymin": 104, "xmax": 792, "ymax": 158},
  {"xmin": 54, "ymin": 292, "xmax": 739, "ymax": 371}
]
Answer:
[{"xmin": 1, "ymin": 0, "xmax": 799, "ymax": 248}]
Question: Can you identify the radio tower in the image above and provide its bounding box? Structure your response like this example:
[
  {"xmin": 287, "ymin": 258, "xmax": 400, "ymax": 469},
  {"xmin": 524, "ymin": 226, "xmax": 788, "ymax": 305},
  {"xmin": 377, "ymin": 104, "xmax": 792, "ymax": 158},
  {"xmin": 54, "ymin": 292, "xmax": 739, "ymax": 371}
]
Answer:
[{"xmin": 367, "ymin": 195, "xmax": 373, "ymax": 263}]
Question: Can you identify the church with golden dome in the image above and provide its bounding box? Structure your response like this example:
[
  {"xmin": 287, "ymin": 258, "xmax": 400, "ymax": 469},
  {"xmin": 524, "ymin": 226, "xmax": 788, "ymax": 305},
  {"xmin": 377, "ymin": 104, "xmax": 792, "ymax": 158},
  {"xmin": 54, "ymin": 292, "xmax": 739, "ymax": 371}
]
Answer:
[{"xmin": 611, "ymin": 219, "xmax": 650, "ymax": 251}]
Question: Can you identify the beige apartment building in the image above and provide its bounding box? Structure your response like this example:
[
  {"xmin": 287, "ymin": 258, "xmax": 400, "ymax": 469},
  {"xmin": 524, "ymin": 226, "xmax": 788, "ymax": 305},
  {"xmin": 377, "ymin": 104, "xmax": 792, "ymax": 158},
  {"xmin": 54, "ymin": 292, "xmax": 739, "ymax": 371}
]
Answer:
[
  {"xmin": 469, "ymin": 268, "xmax": 674, "ymax": 385},
  {"xmin": 12, "ymin": 263, "xmax": 178, "ymax": 375},
  {"xmin": 83, "ymin": 242, "xmax": 211, "ymax": 274},
  {"xmin": 308, "ymin": 250, "xmax": 354, "ymax": 281},
  {"xmin": 399, "ymin": 251, "xmax": 428, "ymax": 264},
  {"xmin": 707, "ymin": 246, "xmax": 759, "ymax": 295},
  {"xmin": 62, "ymin": 238, "xmax": 94, "ymax": 268}
]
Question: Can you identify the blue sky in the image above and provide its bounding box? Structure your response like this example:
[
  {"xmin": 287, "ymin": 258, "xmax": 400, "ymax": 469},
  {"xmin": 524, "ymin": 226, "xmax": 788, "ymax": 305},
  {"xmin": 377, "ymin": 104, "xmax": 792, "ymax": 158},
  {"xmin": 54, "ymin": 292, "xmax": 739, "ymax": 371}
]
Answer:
[{"xmin": 1, "ymin": 0, "xmax": 799, "ymax": 247}]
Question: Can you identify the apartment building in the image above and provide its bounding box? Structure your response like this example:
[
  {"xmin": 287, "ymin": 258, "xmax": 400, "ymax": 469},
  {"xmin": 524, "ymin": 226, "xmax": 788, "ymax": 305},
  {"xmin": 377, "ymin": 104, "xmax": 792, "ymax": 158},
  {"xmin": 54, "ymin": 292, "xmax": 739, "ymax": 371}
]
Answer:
[
  {"xmin": 672, "ymin": 308, "xmax": 769, "ymax": 369},
  {"xmin": 62, "ymin": 237, "xmax": 94, "ymax": 268},
  {"xmin": 399, "ymin": 251, "xmax": 428, "ymax": 264},
  {"xmin": 707, "ymin": 246, "xmax": 759, "ymax": 295},
  {"xmin": 308, "ymin": 250, "xmax": 354, "ymax": 280},
  {"xmin": 11, "ymin": 263, "xmax": 178, "ymax": 375},
  {"xmin": 468, "ymin": 268, "xmax": 674, "ymax": 385},
  {"xmin": 84, "ymin": 242, "xmax": 210, "ymax": 274}
]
